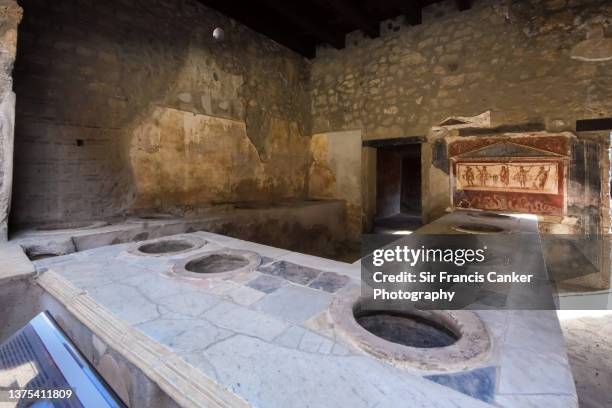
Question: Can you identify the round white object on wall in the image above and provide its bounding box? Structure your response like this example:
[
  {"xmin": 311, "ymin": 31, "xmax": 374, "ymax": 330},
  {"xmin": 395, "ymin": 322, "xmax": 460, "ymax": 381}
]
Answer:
[{"xmin": 213, "ymin": 27, "xmax": 225, "ymax": 42}]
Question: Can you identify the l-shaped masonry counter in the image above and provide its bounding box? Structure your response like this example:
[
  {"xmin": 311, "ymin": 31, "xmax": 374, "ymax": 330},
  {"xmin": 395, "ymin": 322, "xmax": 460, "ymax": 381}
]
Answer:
[
  {"xmin": 0, "ymin": 211, "xmax": 577, "ymax": 407},
  {"xmin": 10, "ymin": 200, "xmax": 350, "ymax": 262}
]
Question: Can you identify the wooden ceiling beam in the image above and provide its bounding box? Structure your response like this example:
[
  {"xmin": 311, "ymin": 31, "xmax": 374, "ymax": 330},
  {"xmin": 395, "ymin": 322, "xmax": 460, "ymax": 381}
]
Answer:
[{"xmin": 259, "ymin": 0, "xmax": 346, "ymax": 49}]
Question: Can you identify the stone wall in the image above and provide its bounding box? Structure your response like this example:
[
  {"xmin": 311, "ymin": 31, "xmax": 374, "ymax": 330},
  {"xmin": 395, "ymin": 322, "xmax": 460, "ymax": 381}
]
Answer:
[
  {"xmin": 310, "ymin": 0, "xmax": 612, "ymax": 140},
  {"xmin": 310, "ymin": 0, "xmax": 611, "ymax": 232},
  {"xmin": 11, "ymin": 0, "xmax": 310, "ymax": 225},
  {"xmin": 10, "ymin": 0, "xmax": 612, "ymax": 240},
  {"xmin": 0, "ymin": 0, "xmax": 20, "ymax": 241}
]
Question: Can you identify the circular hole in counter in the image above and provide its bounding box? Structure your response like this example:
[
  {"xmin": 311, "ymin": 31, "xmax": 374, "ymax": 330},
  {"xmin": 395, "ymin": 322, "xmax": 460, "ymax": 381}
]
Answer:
[
  {"xmin": 355, "ymin": 310, "xmax": 459, "ymax": 348},
  {"xmin": 467, "ymin": 212, "xmax": 512, "ymax": 220},
  {"xmin": 172, "ymin": 249, "xmax": 261, "ymax": 279},
  {"xmin": 134, "ymin": 213, "xmax": 180, "ymax": 221},
  {"xmin": 138, "ymin": 240, "xmax": 194, "ymax": 254},
  {"xmin": 129, "ymin": 235, "xmax": 205, "ymax": 257},
  {"xmin": 452, "ymin": 224, "xmax": 506, "ymax": 234},
  {"xmin": 28, "ymin": 253, "xmax": 60, "ymax": 261},
  {"xmin": 328, "ymin": 291, "xmax": 491, "ymax": 371},
  {"xmin": 185, "ymin": 254, "xmax": 249, "ymax": 274},
  {"xmin": 37, "ymin": 220, "xmax": 108, "ymax": 231}
]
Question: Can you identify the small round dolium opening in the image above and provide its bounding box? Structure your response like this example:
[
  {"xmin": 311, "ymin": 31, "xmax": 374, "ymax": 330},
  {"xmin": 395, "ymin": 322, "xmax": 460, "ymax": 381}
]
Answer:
[
  {"xmin": 138, "ymin": 240, "xmax": 193, "ymax": 254},
  {"xmin": 29, "ymin": 253, "xmax": 59, "ymax": 261},
  {"xmin": 137, "ymin": 214, "xmax": 177, "ymax": 220},
  {"xmin": 37, "ymin": 221, "xmax": 97, "ymax": 231},
  {"xmin": 235, "ymin": 202, "xmax": 269, "ymax": 209},
  {"xmin": 468, "ymin": 212, "xmax": 512, "ymax": 220},
  {"xmin": 453, "ymin": 224, "xmax": 505, "ymax": 234},
  {"xmin": 355, "ymin": 311, "xmax": 459, "ymax": 348},
  {"xmin": 185, "ymin": 254, "xmax": 249, "ymax": 274}
]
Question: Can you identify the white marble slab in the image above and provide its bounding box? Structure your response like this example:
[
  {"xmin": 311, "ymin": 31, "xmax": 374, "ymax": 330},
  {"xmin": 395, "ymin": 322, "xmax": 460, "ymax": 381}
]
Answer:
[{"xmin": 39, "ymin": 231, "xmax": 576, "ymax": 407}]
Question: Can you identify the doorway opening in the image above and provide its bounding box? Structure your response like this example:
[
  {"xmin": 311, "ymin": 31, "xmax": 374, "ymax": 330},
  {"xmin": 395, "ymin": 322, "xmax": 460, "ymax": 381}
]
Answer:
[{"xmin": 374, "ymin": 143, "xmax": 422, "ymax": 234}]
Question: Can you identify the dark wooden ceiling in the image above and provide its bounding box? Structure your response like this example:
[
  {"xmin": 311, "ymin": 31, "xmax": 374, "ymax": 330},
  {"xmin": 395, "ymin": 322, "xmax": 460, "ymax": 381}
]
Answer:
[{"xmin": 197, "ymin": 0, "xmax": 472, "ymax": 58}]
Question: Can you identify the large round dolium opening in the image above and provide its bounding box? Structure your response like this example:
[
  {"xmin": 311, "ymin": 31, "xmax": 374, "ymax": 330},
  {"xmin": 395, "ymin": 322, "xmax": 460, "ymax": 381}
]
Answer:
[
  {"xmin": 138, "ymin": 240, "xmax": 194, "ymax": 254},
  {"xmin": 328, "ymin": 290, "xmax": 491, "ymax": 371},
  {"xmin": 354, "ymin": 310, "xmax": 459, "ymax": 348},
  {"xmin": 467, "ymin": 211, "xmax": 512, "ymax": 220},
  {"xmin": 185, "ymin": 254, "xmax": 249, "ymax": 274},
  {"xmin": 452, "ymin": 223, "xmax": 506, "ymax": 234},
  {"xmin": 172, "ymin": 249, "xmax": 261, "ymax": 279},
  {"xmin": 136, "ymin": 213, "xmax": 178, "ymax": 220},
  {"xmin": 129, "ymin": 235, "xmax": 206, "ymax": 257}
]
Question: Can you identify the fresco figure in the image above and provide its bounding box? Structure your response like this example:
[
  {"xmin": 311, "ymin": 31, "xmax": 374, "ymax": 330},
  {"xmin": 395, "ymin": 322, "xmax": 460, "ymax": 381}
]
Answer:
[
  {"xmin": 477, "ymin": 166, "xmax": 489, "ymax": 186},
  {"xmin": 464, "ymin": 166, "xmax": 475, "ymax": 186},
  {"xmin": 453, "ymin": 159, "xmax": 562, "ymax": 216},
  {"xmin": 534, "ymin": 166, "xmax": 550, "ymax": 190},
  {"xmin": 499, "ymin": 165, "xmax": 509, "ymax": 186},
  {"xmin": 515, "ymin": 166, "xmax": 528, "ymax": 188}
]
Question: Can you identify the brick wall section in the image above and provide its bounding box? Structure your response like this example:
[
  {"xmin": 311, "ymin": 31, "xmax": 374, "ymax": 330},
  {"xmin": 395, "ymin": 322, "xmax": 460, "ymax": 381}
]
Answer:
[
  {"xmin": 310, "ymin": 0, "xmax": 612, "ymax": 140},
  {"xmin": 12, "ymin": 0, "xmax": 310, "ymax": 225}
]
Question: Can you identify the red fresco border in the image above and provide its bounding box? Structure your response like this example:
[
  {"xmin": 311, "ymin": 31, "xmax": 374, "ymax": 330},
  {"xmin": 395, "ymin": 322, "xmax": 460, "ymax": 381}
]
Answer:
[{"xmin": 448, "ymin": 135, "xmax": 570, "ymax": 157}]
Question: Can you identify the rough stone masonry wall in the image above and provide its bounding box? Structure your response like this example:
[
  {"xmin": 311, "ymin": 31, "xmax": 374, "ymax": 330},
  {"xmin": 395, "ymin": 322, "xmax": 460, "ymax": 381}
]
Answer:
[
  {"xmin": 12, "ymin": 0, "xmax": 311, "ymax": 226},
  {"xmin": 310, "ymin": 0, "xmax": 612, "ymax": 140},
  {"xmin": 0, "ymin": 0, "xmax": 21, "ymax": 240}
]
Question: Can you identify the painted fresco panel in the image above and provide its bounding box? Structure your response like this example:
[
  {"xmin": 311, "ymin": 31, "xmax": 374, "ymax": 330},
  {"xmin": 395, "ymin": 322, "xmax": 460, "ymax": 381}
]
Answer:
[
  {"xmin": 455, "ymin": 162, "xmax": 559, "ymax": 194},
  {"xmin": 448, "ymin": 134, "xmax": 572, "ymax": 216},
  {"xmin": 452, "ymin": 159, "xmax": 566, "ymax": 215}
]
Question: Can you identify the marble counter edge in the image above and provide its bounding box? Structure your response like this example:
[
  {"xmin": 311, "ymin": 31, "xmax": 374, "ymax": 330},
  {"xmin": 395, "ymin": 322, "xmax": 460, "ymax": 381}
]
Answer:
[{"xmin": 36, "ymin": 269, "xmax": 250, "ymax": 408}]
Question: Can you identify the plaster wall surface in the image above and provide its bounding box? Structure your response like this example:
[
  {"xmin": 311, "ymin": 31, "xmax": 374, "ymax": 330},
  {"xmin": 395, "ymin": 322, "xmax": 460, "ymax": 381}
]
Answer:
[
  {"xmin": 308, "ymin": 130, "xmax": 362, "ymax": 240},
  {"xmin": 131, "ymin": 107, "xmax": 309, "ymax": 210}
]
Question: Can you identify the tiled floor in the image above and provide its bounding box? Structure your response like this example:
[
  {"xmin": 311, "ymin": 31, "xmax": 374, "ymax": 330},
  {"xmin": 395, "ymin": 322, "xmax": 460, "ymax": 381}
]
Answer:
[{"xmin": 560, "ymin": 311, "xmax": 612, "ymax": 408}]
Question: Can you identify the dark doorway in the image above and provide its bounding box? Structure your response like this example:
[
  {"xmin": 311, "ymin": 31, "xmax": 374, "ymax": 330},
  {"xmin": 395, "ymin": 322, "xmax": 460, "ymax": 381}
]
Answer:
[
  {"xmin": 374, "ymin": 143, "xmax": 422, "ymax": 234},
  {"xmin": 400, "ymin": 148, "xmax": 421, "ymax": 215}
]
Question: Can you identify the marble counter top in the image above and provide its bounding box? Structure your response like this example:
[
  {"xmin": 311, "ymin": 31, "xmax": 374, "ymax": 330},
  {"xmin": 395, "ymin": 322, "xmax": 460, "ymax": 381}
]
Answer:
[{"xmin": 33, "ymin": 230, "xmax": 576, "ymax": 407}]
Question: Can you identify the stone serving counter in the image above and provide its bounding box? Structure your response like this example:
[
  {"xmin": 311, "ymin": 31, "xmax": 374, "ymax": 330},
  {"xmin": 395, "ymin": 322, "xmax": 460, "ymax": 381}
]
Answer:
[
  {"xmin": 14, "ymin": 224, "xmax": 577, "ymax": 407},
  {"xmin": 10, "ymin": 200, "xmax": 353, "ymax": 262}
]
